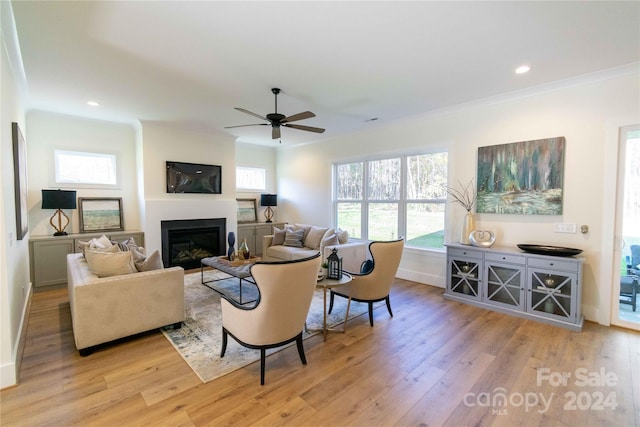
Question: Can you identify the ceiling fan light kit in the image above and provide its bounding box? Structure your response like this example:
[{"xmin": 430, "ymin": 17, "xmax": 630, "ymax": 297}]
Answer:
[{"xmin": 225, "ymin": 88, "xmax": 325, "ymax": 140}]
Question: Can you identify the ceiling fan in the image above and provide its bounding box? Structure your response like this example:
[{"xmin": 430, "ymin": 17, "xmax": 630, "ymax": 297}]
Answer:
[{"xmin": 225, "ymin": 88, "xmax": 325, "ymax": 140}]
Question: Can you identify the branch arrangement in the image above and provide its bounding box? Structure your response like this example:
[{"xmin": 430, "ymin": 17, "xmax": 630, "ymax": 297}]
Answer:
[{"xmin": 446, "ymin": 179, "xmax": 477, "ymax": 213}]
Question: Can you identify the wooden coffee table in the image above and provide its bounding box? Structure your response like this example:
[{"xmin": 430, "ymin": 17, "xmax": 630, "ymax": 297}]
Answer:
[{"xmin": 200, "ymin": 256, "xmax": 260, "ymax": 304}]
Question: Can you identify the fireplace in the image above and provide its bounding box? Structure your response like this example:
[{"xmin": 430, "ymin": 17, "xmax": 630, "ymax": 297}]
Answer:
[{"xmin": 161, "ymin": 218, "xmax": 226, "ymax": 269}]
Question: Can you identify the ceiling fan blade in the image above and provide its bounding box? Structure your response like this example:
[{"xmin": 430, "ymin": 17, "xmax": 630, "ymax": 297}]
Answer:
[
  {"xmin": 283, "ymin": 123, "xmax": 326, "ymax": 134},
  {"xmin": 272, "ymin": 126, "xmax": 281, "ymax": 139},
  {"xmin": 235, "ymin": 107, "xmax": 267, "ymax": 121},
  {"xmin": 281, "ymin": 111, "xmax": 315, "ymax": 124},
  {"xmin": 224, "ymin": 123, "xmax": 268, "ymax": 129}
]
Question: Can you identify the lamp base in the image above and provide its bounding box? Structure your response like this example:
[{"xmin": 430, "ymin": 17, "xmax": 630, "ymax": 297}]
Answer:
[
  {"xmin": 50, "ymin": 209, "xmax": 70, "ymax": 237},
  {"xmin": 264, "ymin": 206, "xmax": 274, "ymax": 223}
]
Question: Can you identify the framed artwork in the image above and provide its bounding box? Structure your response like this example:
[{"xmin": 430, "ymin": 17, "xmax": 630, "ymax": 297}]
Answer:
[
  {"xmin": 476, "ymin": 136, "xmax": 565, "ymax": 215},
  {"xmin": 12, "ymin": 123, "xmax": 28, "ymax": 240},
  {"xmin": 237, "ymin": 198, "xmax": 257, "ymax": 223},
  {"xmin": 79, "ymin": 197, "xmax": 124, "ymax": 232}
]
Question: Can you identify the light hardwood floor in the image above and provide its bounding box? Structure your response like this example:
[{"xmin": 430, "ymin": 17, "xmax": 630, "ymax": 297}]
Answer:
[{"xmin": 1, "ymin": 278, "xmax": 639, "ymax": 426}]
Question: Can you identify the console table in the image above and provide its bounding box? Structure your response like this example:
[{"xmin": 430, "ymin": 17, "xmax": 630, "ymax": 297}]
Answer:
[
  {"xmin": 237, "ymin": 222, "xmax": 285, "ymax": 257},
  {"xmin": 444, "ymin": 243, "xmax": 584, "ymax": 331},
  {"xmin": 29, "ymin": 231, "xmax": 144, "ymax": 288}
]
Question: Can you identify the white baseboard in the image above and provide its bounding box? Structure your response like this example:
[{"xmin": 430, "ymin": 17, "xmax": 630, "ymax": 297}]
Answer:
[
  {"xmin": 397, "ymin": 268, "xmax": 445, "ymax": 288},
  {"xmin": 0, "ymin": 282, "xmax": 32, "ymax": 389}
]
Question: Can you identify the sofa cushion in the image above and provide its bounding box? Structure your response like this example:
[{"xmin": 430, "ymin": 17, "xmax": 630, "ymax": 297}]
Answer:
[
  {"xmin": 336, "ymin": 228, "xmax": 349, "ymax": 244},
  {"xmin": 134, "ymin": 250, "xmax": 164, "ymax": 272},
  {"xmin": 272, "ymin": 226, "xmax": 287, "ymax": 246},
  {"xmin": 78, "ymin": 234, "xmax": 117, "ymax": 255},
  {"xmin": 85, "ymin": 250, "xmax": 137, "ymax": 277},
  {"xmin": 267, "ymin": 244, "xmax": 318, "ymax": 261},
  {"xmin": 321, "ymin": 233, "xmax": 339, "ymax": 249},
  {"xmin": 284, "ymin": 229, "xmax": 305, "ymax": 247},
  {"xmin": 293, "ymin": 223, "xmax": 312, "ymax": 241},
  {"xmin": 304, "ymin": 226, "xmax": 329, "ymax": 250},
  {"xmin": 117, "ymin": 236, "xmax": 140, "ymax": 252}
]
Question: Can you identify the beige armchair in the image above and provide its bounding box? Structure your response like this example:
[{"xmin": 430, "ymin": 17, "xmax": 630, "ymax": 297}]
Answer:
[
  {"xmin": 328, "ymin": 238, "xmax": 404, "ymax": 328},
  {"xmin": 220, "ymin": 253, "xmax": 321, "ymax": 385}
]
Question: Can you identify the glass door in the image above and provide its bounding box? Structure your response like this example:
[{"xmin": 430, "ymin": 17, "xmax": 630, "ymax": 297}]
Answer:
[{"xmin": 612, "ymin": 126, "xmax": 640, "ymax": 329}]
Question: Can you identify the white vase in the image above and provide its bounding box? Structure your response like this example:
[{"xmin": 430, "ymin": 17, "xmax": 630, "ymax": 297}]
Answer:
[{"xmin": 461, "ymin": 212, "xmax": 475, "ymax": 245}]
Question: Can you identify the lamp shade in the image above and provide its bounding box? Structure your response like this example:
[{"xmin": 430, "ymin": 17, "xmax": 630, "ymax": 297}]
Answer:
[
  {"xmin": 260, "ymin": 194, "xmax": 277, "ymax": 207},
  {"xmin": 42, "ymin": 189, "xmax": 77, "ymax": 210}
]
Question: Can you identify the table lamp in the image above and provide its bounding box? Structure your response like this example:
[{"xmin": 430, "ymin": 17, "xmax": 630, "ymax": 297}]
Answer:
[
  {"xmin": 260, "ymin": 194, "xmax": 277, "ymax": 223},
  {"xmin": 42, "ymin": 189, "xmax": 77, "ymax": 236}
]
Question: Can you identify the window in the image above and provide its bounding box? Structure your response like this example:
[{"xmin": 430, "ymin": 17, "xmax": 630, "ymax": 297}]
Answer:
[
  {"xmin": 236, "ymin": 167, "xmax": 266, "ymax": 191},
  {"xmin": 334, "ymin": 152, "xmax": 448, "ymax": 249},
  {"xmin": 54, "ymin": 150, "xmax": 118, "ymax": 187}
]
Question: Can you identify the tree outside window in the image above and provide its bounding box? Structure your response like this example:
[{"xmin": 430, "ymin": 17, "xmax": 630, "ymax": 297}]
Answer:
[{"xmin": 334, "ymin": 152, "xmax": 448, "ymax": 249}]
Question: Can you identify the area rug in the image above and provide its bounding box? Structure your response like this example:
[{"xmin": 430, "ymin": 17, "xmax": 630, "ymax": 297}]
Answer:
[{"xmin": 162, "ymin": 270, "xmax": 374, "ymax": 383}]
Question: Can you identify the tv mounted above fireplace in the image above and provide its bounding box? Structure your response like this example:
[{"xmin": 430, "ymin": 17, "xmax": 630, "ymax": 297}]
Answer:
[{"xmin": 166, "ymin": 161, "xmax": 221, "ymax": 194}]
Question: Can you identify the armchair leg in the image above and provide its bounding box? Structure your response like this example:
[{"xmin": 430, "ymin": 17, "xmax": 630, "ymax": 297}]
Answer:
[
  {"xmin": 385, "ymin": 296, "xmax": 393, "ymax": 317},
  {"xmin": 296, "ymin": 333, "xmax": 307, "ymax": 365},
  {"xmin": 368, "ymin": 302, "xmax": 374, "ymax": 326},
  {"xmin": 342, "ymin": 297, "xmax": 352, "ymax": 332},
  {"xmin": 221, "ymin": 329, "xmax": 228, "ymax": 357},
  {"xmin": 328, "ymin": 291, "xmax": 335, "ymax": 314},
  {"xmin": 260, "ymin": 349, "xmax": 266, "ymax": 386}
]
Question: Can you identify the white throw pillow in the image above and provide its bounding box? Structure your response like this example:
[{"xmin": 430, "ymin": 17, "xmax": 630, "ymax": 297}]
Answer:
[
  {"xmin": 85, "ymin": 250, "xmax": 137, "ymax": 277},
  {"xmin": 336, "ymin": 228, "xmax": 349, "ymax": 244},
  {"xmin": 321, "ymin": 233, "xmax": 339, "ymax": 249},
  {"xmin": 304, "ymin": 226, "xmax": 329, "ymax": 249}
]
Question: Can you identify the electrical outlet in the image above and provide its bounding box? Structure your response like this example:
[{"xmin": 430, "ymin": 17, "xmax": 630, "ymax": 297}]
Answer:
[{"xmin": 554, "ymin": 223, "xmax": 577, "ymax": 233}]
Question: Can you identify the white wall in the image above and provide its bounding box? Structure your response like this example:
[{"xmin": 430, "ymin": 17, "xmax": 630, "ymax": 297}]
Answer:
[
  {"xmin": 276, "ymin": 71, "xmax": 640, "ymax": 325},
  {"xmin": 140, "ymin": 122, "xmax": 237, "ymax": 255},
  {"xmin": 235, "ymin": 142, "xmax": 279, "ymax": 223},
  {"xmin": 1, "ymin": 0, "xmax": 29, "ymax": 389},
  {"xmin": 26, "ymin": 111, "xmax": 139, "ymax": 236}
]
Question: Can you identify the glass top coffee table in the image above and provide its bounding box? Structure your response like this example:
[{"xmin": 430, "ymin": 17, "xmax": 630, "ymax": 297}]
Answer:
[{"xmin": 200, "ymin": 256, "xmax": 260, "ymax": 304}]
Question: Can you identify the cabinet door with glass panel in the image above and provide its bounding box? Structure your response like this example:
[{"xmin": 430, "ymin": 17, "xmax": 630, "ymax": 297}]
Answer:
[
  {"xmin": 526, "ymin": 257, "xmax": 580, "ymax": 323},
  {"xmin": 447, "ymin": 248, "xmax": 482, "ymax": 301},
  {"xmin": 483, "ymin": 252, "xmax": 526, "ymax": 311}
]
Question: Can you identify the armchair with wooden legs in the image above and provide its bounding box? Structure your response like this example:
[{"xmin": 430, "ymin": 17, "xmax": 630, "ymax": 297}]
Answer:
[
  {"xmin": 220, "ymin": 253, "xmax": 321, "ymax": 385},
  {"xmin": 328, "ymin": 238, "xmax": 404, "ymax": 329}
]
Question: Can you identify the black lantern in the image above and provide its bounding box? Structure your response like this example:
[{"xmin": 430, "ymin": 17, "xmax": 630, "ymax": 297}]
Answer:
[{"xmin": 327, "ymin": 248, "xmax": 343, "ymax": 280}]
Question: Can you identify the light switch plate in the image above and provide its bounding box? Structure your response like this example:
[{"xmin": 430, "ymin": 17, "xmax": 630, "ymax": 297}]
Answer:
[{"xmin": 554, "ymin": 223, "xmax": 577, "ymax": 233}]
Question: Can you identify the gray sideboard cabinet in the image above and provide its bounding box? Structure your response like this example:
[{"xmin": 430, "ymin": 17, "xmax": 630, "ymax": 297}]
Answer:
[
  {"xmin": 29, "ymin": 231, "xmax": 145, "ymax": 288},
  {"xmin": 444, "ymin": 244, "xmax": 584, "ymax": 331},
  {"xmin": 237, "ymin": 222, "xmax": 285, "ymax": 257}
]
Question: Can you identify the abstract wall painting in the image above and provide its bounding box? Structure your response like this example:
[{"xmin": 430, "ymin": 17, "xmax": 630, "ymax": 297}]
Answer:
[{"xmin": 476, "ymin": 137, "xmax": 565, "ymax": 215}]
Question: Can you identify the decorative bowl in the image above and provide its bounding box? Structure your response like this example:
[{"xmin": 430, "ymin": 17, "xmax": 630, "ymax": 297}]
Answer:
[
  {"xmin": 516, "ymin": 244, "xmax": 583, "ymax": 257},
  {"xmin": 469, "ymin": 230, "xmax": 496, "ymax": 248}
]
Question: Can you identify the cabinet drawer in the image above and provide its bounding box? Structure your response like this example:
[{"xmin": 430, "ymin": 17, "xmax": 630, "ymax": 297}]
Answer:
[
  {"xmin": 527, "ymin": 257, "xmax": 579, "ymax": 272},
  {"xmin": 485, "ymin": 252, "xmax": 525, "ymax": 265},
  {"xmin": 448, "ymin": 248, "xmax": 483, "ymax": 259}
]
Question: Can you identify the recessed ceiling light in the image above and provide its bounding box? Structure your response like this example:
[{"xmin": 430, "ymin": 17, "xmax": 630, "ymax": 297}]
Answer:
[
  {"xmin": 87, "ymin": 101, "xmax": 100, "ymax": 107},
  {"xmin": 515, "ymin": 65, "xmax": 531, "ymax": 74}
]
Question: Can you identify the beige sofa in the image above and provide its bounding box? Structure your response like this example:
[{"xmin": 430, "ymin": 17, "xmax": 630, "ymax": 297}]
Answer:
[
  {"xmin": 66, "ymin": 253, "xmax": 185, "ymax": 355},
  {"xmin": 262, "ymin": 224, "xmax": 368, "ymax": 273}
]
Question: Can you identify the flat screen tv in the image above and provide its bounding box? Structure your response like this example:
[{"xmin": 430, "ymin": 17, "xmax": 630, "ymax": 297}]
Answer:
[{"xmin": 166, "ymin": 161, "xmax": 222, "ymax": 194}]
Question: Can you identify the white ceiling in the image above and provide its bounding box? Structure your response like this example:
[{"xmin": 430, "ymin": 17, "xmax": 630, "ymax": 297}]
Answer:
[{"xmin": 11, "ymin": 1, "xmax": 640, "ymax": 146}]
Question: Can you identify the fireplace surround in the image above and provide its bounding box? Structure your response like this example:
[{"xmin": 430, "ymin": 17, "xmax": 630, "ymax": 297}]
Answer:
[{"xmin": 161, "ymin": 218, "xmax": 226, "ymax": 269}]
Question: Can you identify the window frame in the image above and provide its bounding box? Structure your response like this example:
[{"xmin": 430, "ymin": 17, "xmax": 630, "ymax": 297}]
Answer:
[
  {"xmin": 53, "ymin": 149, "xmax": 120, "ymax": 190},
  {"xmin": 236, "ymin": 166, "xmax": 267, "ymax": 192},
  {"xmin": 333, "ymin": 151, "xmax": 448, "ymax": 251}
]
